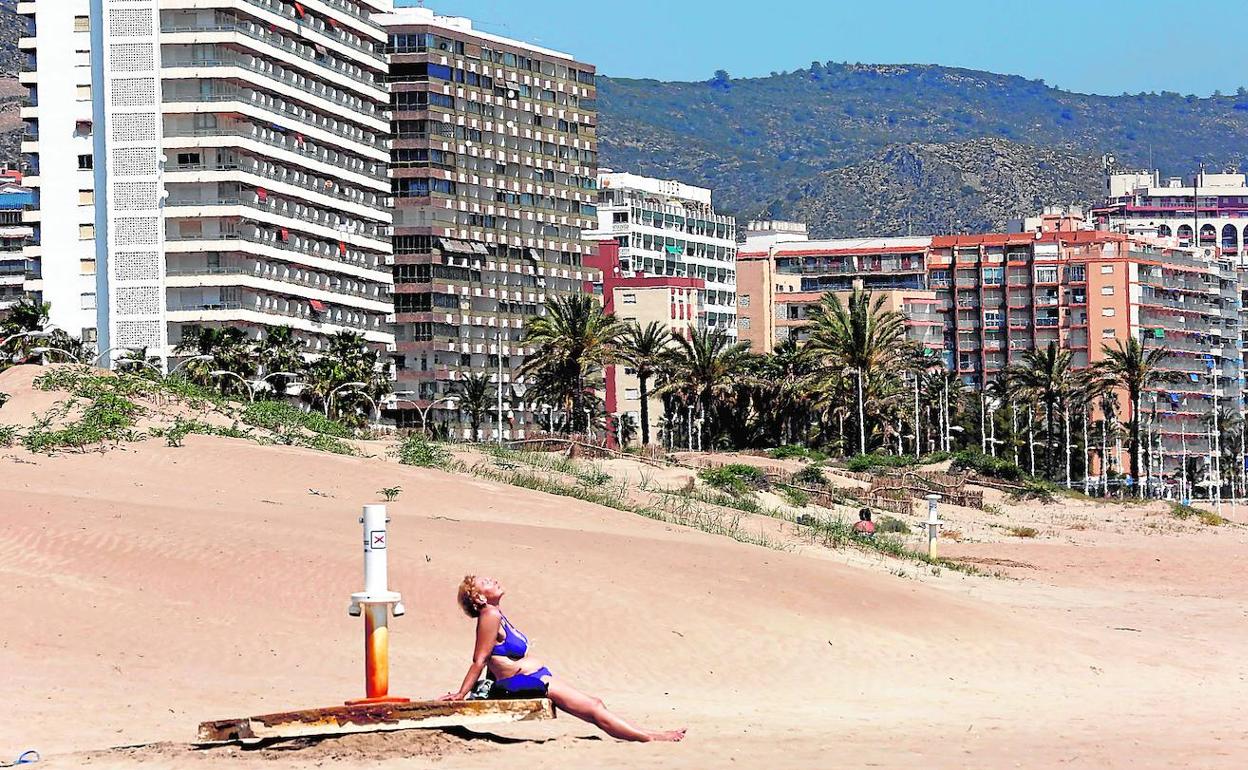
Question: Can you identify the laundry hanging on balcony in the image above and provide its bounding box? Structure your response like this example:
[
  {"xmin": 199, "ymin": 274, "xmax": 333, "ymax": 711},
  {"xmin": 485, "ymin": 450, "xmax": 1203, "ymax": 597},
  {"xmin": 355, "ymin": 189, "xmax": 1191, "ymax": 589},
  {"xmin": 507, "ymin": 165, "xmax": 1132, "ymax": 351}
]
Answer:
[
  {"xmin": 256, "ymin": 188, "xmax": 268, "ymax": 202},
  {"xmin": 309, "ymin": 299, "xmax": 327, "ymax": 313},
  {"xmin": 278, "ymin": 227, "xmax": 289, "ymax": 242},
  {"xmin": 293, "ymin": 2, "xmax": 306, "ymax": 19},
  {"xmin": 338, "ymin": 241, "xmax": 347, "ymax": 256}
]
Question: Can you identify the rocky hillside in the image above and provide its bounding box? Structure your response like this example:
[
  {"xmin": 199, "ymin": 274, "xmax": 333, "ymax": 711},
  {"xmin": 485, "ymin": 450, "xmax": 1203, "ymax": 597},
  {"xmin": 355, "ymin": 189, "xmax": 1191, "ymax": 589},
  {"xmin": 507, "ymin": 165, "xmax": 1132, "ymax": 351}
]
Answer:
[
  {"xmin": 598, "ymin": 63, "xmax": 1248, "ymax": 236},
  {"xmin": 785, "ymin": 138, "xmax": 1104, "ymax": 237}
]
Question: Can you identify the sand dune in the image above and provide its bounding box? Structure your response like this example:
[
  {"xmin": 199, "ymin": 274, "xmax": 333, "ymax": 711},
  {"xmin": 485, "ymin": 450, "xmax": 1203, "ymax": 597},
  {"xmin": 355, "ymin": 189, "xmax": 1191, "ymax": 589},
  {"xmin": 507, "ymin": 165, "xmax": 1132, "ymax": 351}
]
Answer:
[{"xmin": 1, "ymin": 366, "xmax": 1246, "ymax": 768}]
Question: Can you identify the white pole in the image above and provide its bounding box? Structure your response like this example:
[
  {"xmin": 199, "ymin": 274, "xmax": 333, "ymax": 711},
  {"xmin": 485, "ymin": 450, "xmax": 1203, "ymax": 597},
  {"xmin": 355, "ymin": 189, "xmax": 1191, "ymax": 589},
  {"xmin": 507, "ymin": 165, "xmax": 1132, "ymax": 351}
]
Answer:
[
  {"xmin": 914, "ymin": 372, "xmax": 921, "ymax": 458},
  {"xmin": 925, "ymin": 494, "xmax": 941, "ymax": 559}
]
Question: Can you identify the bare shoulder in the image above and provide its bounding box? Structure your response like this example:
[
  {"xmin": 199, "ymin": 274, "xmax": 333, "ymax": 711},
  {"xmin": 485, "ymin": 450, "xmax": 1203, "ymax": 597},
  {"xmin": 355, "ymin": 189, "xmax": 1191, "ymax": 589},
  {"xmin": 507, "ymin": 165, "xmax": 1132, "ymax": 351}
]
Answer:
[{"xmin": 478, "ymin": 605, "xmax": 503, "ymax": 623}]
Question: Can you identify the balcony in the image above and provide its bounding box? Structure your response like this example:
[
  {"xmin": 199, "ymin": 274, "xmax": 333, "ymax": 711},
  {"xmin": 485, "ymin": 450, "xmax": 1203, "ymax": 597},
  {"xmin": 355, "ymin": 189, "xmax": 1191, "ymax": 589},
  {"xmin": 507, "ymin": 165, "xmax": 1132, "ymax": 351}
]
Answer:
[
  {"xmin": 160, "ymin": 54, "xmax": 388, "ymax": 129},
  {"xmin": 164, "ymin": 195, "xmax": 389, "ymax": 249},
  {"xmin": 166, "ymin": 261, "xmax": 391, "ymax": 305},
  {"xmin": 236, "ymin": 0, "xmax": 387, "ymax": 51},
  {"xmin": 161, "ymin": 17, "xmax": 384, "ymax": 96},
  {"xmin": 164, "ymin": 226, "xmax": 388, "ymax": 274},
  {"xmin": 166, "ymin": 293, "xmax": 387, "ymax": 338},
  {"xmin": 165, "ymin": 158, "xmax": 388, "ymax": 217},
  {"xmin": 161, "ymin": 84, "xmax": 386, "ymax": 161},
  {"xmin": 163, "ymin": 122, "xmax": 387, "ymax": 186}
]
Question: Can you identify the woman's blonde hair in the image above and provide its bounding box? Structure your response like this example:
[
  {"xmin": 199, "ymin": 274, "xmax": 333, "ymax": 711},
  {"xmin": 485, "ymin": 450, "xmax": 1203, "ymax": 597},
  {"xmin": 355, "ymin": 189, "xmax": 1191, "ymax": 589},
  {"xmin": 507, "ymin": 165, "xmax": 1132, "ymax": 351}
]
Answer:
[{"xmin": 457, "ymin": 575, "xmax": 486, "ymax": 618}]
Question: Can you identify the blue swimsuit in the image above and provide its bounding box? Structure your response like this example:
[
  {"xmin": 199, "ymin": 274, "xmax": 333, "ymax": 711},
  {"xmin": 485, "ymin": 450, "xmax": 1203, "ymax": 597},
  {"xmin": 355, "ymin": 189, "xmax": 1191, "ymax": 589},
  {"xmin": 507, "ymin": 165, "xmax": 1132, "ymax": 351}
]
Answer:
[{"xmin": 489, "ymin": 615, "xmax": 553, "ymax": 698}]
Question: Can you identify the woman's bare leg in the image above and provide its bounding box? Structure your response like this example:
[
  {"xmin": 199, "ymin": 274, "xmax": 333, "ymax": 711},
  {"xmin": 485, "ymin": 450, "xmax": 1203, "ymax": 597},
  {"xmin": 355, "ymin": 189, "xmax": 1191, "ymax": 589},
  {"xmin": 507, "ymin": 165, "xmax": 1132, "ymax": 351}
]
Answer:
[{"xmin": 545, "ymin": 678, "xmax": 685, "ymax": 742}]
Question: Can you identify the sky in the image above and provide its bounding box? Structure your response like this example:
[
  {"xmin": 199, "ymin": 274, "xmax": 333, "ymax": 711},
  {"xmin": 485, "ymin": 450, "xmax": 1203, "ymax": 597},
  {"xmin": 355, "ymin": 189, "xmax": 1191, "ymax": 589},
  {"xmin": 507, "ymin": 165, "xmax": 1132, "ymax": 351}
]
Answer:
[{"xmin": 392, "ymin": 0, "xmax": 1246, "ymax": 97}]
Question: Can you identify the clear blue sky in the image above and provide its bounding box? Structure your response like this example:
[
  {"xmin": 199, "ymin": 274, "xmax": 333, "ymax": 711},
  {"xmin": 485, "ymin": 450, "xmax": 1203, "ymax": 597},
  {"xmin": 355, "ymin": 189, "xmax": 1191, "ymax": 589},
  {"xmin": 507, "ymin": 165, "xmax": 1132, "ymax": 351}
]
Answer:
[{"xmin": 393, "ymin": 0, "xmax": 1246, "ymax": 96}]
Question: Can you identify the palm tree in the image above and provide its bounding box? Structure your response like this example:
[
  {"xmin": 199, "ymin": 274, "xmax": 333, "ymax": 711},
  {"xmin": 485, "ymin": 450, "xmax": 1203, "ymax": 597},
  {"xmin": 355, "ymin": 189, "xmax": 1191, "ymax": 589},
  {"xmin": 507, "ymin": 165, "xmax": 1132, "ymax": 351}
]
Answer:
[
  {"xmin": 1007, "ymin": 343, "xmax": 1076, "ymax": 480},
  {"xmin": 520, "ymin": 295, "xmax": 623, "ymax": 435},
  {"xmin": 173, "ymin": 326, "xmax": 255, "ymax": 395},
  {"xmin": 615, "ymin": 321, "xmax": 671, "ymax": 447},
  {"xmin": 1, "ymin": 297, "xmax": 52, "ymax": 365},
  {"xmin": 453, "ymin": 372, "xmax": 494, "ymax": 442},
  {"xmin": 258, "ymin": 325, "xmax": 305, "ymax": 397},
  {"xmin": 804, "ymin": 288, "xmax": 907, "ymax": 455},
  {"xmin": 1095, "ymin": 337, "xmax": 1171, "ymax": 492},
  {"xmin": 658, "ymin": 327, "xmax": 753, "ymax": 449},
  {"xmin": 306, "ymin": 331, "xmax": 391, "ymax": 424}
]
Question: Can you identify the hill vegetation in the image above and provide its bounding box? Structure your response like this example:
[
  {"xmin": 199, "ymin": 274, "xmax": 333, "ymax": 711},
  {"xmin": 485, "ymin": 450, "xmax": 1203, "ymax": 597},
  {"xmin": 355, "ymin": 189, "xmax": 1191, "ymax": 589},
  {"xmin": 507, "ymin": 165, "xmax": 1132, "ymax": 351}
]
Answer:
[{"xmin": 597, "ymin": 63, "xmax": 1248, "ymax": 236}]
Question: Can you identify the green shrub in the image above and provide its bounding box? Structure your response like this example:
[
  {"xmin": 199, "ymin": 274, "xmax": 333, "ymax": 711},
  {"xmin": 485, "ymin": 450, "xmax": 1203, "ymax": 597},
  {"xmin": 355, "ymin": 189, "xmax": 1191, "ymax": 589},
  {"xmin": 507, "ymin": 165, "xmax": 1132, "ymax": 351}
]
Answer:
[
  {"xmin": 877, "ymin": 515, "xmax": 911, "ymax": 534},
  {"xmin": 165, "ymin": 418, "xmax": 193, "ymax": 447},
  {"xmin": 780, "ymin": 486, "xmax": 810, "ymax": 508},
  {"xmin": 791, "ymin": 464, "xmax": 828, "ymax": 486},
  {"xmin": 0, "ymin": 391, "xmax": 8, "ymax": 408},
  {"xmin": 769, "ymin": 445, "xmax": 826, "ymax": 462},
  {"xmin": 698, "ymin": 464, "xmax": 768, "ymax": 495},
  {"xmin": 396, "ymin": 433, "xmax": 450, "ymax": 468},
  {"xmin": 0, "ymin": 424, "xmax": 15, "ymax": 447},
  {"xmin": 1008, "ymin": 526, "xmax": 1039, "ymax": 538},
  {"xmin": 951, "ymin": 450, "xmax": 1024, "ymax": 482},
  {"xmin": 242, "ymin": 401, "xmax": 352, "ymax": 438}
]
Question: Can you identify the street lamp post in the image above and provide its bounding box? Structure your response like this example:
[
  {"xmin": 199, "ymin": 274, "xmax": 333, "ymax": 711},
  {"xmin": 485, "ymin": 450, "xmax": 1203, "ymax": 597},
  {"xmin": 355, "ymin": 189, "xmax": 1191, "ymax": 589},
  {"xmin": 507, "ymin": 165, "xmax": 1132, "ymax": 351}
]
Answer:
[
  {"xmin": 30, "ymin": 346, "xmax": 81, "ymax": 364},
  {"xmin": 92, "ymin": 345, "xmax": 130, "ymax": 368},
  {"xmin": 210, "ymin": 370, "xmax": 254, "ymax": 402},
  {"xmin": 168, "ymin": 354, "xmax": 213, "ymax": 377},
  {"xmin": 1, "ymin": 329, "xmax": 53, "ymax": 355},
  {"xmin": 326, "ymin": 381, "xmax": 369, "ymax": 419},
  {"xmin": 254, "ymin": 371, "xmax": 304, "ymax": 397},
  {"xmin": 416, "ymin": 395, "xmax": 457, "ymax": 439}
]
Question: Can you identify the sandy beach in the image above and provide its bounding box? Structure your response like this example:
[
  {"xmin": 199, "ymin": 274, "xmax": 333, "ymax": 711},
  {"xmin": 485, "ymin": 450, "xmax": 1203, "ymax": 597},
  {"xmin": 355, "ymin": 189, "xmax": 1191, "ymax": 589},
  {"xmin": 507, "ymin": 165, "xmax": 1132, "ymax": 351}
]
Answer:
[{"xmin": 2, "ymin": 366, "xmax": 1246, "ymax": 769}]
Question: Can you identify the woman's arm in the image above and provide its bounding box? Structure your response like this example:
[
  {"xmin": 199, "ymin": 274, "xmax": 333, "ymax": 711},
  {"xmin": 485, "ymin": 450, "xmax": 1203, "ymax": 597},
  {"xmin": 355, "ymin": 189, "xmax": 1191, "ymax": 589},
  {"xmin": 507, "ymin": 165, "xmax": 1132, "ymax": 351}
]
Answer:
[{"xmin": 438, "ymin": 608, "xmax": 501, "ymax": 700}]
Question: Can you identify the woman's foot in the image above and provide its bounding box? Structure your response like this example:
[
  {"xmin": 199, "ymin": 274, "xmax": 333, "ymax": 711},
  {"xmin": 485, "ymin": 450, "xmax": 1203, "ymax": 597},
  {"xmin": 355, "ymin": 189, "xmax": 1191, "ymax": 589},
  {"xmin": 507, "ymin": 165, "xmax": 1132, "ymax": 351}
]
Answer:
[{"xmin": 647, "ymin": 728, "xmax": 687, "ymax": 742}]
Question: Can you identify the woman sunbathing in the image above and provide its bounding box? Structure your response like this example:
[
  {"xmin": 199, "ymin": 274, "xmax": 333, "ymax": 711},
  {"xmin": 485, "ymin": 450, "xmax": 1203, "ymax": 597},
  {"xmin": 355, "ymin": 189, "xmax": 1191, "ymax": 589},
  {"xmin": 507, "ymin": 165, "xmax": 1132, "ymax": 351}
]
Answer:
[{"xmin": 438, "ymin": 575, "xmax": 686, "ymax": 742}]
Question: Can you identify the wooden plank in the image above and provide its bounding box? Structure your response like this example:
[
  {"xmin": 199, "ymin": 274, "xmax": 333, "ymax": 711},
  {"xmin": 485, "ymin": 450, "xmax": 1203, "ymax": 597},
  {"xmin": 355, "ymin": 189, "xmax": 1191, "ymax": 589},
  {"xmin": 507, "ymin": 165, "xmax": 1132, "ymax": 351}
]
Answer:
[{"xmin": 197, "ymin": 698, "xmax": 555, "ymax": 743}]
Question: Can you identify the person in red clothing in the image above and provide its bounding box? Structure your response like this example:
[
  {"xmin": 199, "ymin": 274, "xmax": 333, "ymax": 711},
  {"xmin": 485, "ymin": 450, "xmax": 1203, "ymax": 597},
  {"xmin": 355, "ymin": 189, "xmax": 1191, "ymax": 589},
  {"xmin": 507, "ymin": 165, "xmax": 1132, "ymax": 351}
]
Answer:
[{"xmin": 853, "ymin": 508, "xmax": 876, "ymax": 537}]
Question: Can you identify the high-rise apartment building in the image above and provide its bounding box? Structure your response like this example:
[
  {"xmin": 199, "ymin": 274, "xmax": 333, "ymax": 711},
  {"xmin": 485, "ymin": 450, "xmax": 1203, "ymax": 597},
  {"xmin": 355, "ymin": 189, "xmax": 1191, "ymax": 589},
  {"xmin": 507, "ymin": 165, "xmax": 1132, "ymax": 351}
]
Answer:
[
  {"xmin": 20, "ymin": 0, "xmax": 395, "ymax": 363},
  {"xmin": 589, "ymin": 171, "xmax": 737, "ymax": 337},
  {"xmin": 735, "ymin": 231, "xmax": 942, "ymax": 355},
  {"xmin": 0, "ymin": 183, "xmax": 35, "ymax": 310},
  {"xmin": 1094, "ymin": 170, "xmax": 1248, "ymax": 266},
  {"xmin": 378, "ymin": 6, "xmax": 599, "ymax": 438},
  {"xmin": 735, "ymin": 222, "xmax": 1239, "ymax": 476}
]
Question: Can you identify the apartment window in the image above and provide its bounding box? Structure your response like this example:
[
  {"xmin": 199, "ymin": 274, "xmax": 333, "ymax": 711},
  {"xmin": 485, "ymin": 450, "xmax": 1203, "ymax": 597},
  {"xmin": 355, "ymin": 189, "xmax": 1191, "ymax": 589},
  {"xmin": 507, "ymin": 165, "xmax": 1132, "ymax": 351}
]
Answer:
[
  {"xmin": 73, "ymin": 15, "xmax": 90, "ymax": 32},
  {"xmin": 739, "ymin": 316, "xmax": 751, "ymax": 330},
  {"xmin": 1100, "ymin": 286, "xmax": 1115, "ymax": 296},
  {"xmin": 176, "ymin": 152, "xmax": 201, "ymax": 167},
  {"xmin": 76, "ymin": 84, "xmax": 91, "ymax": 101},
  {"xmin": 982, "ymin": 267, "xmax": 1004, "ymax": 285},
  {"xmin": 624, "ymin": 388, "xmax": 640, "ymax": 401},
  {"xmin": 1101, "ymin": 329, "xmax": 1116, "ymax": 339},
  {"xmin": 80, "ymin": 259, "xmax": 95, "ymax": 275},
  {"xmin": 77, "ymin": 154, "xmax": 93, "ymax": 170},
  {"xmin": 78, "ymin": 224, "xmax": 94, "ymax": 240},
  {"xmin": 621, "ymin": 293, "xmax": 636, "ymax": 304},
  {"xmin": 612, "ymin": 211, "xmax": 628, "ymax": 223},
  {"xmin": 984, "ymin": 310, "xmax": 1003, "ymax": 328},
  {"xmin": 1102, "ymin": 308, "xmax": 1116, "ymax": 317},
  {"xmin": 80, "ymin": 292, "xmax": 96, "ymax": 310},
  {"xmin": 1035, "ymin": 267, "xmax": 1058, "ymax": 283},
  {"xmin": 1100, "ymin": 264, "xmax": 1114, "ymax": 274},
  {"xmin": 739, "ymin": 295, "xmax": 750, "ymax": 308},
  {"xmin": 82, "ymin": 327, "xmax": 97, "ymax": 345},
  {"xmin": 78, "ymin": 189, "xmax": 94, "ymax": 205}
]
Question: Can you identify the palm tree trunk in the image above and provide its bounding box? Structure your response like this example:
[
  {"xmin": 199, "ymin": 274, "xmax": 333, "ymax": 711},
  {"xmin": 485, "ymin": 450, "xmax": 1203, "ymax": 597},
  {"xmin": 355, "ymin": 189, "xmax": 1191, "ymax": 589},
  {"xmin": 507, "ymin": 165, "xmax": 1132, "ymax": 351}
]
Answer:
[
  {"xmin": 638, "ymin": 373, "xmax": 651, "ymax": 446},
  {"xmin": 1101, "ymin": 416, "xmax": 1109, "ymax": 497}
]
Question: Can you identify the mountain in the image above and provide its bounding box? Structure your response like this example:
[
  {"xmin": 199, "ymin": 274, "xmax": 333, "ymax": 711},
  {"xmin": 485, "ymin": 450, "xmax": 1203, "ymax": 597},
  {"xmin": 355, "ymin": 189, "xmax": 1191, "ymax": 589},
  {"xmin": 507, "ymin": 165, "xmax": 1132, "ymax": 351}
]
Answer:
[
  {"xmin": 787, "ymin": 138, "xmax": 1103, "ymax": 237},
  {"xmin": 596, "ymin": 63, "xmax": 1248, "ymax": 236}
]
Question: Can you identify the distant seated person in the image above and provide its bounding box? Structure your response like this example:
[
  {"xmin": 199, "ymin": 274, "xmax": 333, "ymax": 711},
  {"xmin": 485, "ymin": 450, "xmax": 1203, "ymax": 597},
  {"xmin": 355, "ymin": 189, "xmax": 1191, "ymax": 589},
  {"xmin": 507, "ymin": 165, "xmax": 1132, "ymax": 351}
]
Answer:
[{"xmin": 853, "ymin": 508, "xmax": 876, "ymax": 538}]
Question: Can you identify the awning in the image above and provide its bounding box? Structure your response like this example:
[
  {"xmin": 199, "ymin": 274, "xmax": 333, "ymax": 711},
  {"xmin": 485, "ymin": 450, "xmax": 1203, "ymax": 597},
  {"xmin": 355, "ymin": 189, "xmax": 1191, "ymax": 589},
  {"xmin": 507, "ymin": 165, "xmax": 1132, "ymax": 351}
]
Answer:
[
  {"xmin": 437, "ymin": 238, "xmax": 475, "ymax": 254},
  {"xmin": 526, "ymin": 248, "xmax": 542, "ymax": 261},
  {"xmin": 309, "ymin": 299, "xmax": 327, "ymax": 312},
  {"xmin": 472, "ymin": 242, "xmax": 490, "ymax": 255},
  {"xmin": 293, "ymin": 2, "xmax": 306, "ymax": 17}
]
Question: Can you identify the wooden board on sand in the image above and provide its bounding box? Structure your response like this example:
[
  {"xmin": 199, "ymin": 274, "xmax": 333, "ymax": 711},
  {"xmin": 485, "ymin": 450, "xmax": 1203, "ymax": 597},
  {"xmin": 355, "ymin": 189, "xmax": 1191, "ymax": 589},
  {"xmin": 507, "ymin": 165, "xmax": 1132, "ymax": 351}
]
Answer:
[{"xmin": 197, "ymin": 699, "xmax": 555, "ymax": 743}]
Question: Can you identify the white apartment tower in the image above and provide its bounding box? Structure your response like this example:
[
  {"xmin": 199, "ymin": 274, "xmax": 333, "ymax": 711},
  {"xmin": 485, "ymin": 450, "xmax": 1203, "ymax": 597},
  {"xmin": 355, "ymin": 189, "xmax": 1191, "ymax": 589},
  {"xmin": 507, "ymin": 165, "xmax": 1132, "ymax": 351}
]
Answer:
[
  {"xmin": 590, "ymin": 171, "xmax": 738, "ymax": 336},
  {"xmin": 19, "ymin": 0, "xmax": 395, "ymax": 364}
]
